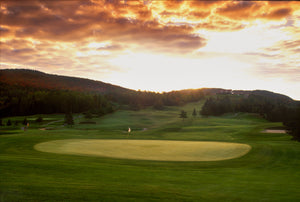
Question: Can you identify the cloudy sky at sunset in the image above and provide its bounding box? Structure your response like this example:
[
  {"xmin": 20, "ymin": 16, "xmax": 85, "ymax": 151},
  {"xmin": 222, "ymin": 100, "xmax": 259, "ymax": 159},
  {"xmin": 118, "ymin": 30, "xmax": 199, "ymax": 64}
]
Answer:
[{"xmin": 1, "ymin": 0, "xmax": 300, "ymax": 99}]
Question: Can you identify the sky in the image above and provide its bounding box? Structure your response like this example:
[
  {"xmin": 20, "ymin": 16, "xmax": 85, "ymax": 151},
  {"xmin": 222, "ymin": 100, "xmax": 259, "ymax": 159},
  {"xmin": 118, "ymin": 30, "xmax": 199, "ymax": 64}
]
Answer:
[{"xmin": 1, "ymin": 0, "xmax": 300, "ymax": 100}]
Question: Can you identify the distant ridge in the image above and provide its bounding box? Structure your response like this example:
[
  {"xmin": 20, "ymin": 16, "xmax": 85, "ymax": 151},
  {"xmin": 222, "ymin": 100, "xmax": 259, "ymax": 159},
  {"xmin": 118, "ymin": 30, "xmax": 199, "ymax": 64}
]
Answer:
[
  {"xmin": 233, "ymin": 89, "xmax": 294, "ymax": 103},
  {"xmin": 0, "ymin": 69, "xmax": 133, "ymax": 94},
  {"xmin": 0, "ymin": 69, "xmax": 295, "ymax": 103}
]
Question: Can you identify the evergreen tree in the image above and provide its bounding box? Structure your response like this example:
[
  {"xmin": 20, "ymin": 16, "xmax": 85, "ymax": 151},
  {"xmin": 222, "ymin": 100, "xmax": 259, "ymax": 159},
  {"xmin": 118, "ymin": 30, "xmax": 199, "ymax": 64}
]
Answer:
[
  {"xmin": 22, "ymin": 118, "xmax": 28, "ymax": 125},
  {"xmin": 84, "ymin": 111, "xmax": 93, "ymax": 119},
  {"xmin": 64, "ymin": 112, "xmax": 74, "ymax": 126},
  {"xmin": 201, "ymin": 98, "xmax": 215, "ymax": 116},
  {"xmin": 284, "ymin": 106, "xmax": 300, "ymax": 141},
  {"xmin": 179, "ymin": 110, "xmax": 187, "ymax": 121},
  {"xmin": 36, "ymin": 116, "xmax": 43, "ymax": 123},
  {"xmin": 192, "ymin": 108, "xmax": 197, "ymax": 118},
  {"xmin": 6, "ymin": 119, "xmax": 12, "ymax": 126}
]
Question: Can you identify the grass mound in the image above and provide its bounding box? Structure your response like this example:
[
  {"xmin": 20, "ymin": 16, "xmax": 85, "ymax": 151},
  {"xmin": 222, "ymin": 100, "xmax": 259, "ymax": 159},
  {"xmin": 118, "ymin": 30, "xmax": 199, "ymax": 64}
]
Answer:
[{"xmin": 35, "ymin": 139, "xmax": 251, "ymax": 161}]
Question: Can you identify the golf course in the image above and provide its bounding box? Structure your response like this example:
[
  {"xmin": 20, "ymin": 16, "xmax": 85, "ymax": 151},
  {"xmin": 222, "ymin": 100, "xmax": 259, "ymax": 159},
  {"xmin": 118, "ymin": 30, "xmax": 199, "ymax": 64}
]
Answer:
[{"xmin": 1, "ymin": 102, "xmax": 300, "ymax": 201}]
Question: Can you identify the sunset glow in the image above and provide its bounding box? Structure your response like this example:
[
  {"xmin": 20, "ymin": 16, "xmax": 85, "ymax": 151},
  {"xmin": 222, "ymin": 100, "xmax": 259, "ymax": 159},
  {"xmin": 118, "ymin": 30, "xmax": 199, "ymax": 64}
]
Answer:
[{"xmin": 1, "ymin": 0, "xmax": 300, "ymax": 99}]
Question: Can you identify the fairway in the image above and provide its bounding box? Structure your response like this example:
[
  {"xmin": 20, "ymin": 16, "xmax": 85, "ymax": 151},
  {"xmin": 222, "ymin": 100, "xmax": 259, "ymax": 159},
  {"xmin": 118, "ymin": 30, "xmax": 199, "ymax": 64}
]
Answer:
[
  {"xmin": 35, "ymin": 139, "xmax": 251, "ymax": 161},
  {"xmin": 2, "ymin": 107, "xmax": 300, "ymax": 201}
]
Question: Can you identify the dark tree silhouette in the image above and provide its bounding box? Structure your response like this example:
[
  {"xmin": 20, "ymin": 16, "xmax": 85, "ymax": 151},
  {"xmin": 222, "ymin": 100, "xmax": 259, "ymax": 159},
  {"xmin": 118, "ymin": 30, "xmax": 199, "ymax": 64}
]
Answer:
[
  {"xmin": 192, "ymin": 108, "xmax": 197, "ymax": 118},
  {"xmin": 6, "ymin": 119, "xmax": 12, "ymax": 126},
  {"xmin": 84, "ymin": 111, "xmax": 93, "ymax": 119},
  {"xmin": 22, "ymin": 118, "xmax": 28, "ymax": 125},
  {"xmin": 179, "ymin": 110, "xmax": 188, "ymax": 121},
  {"xmin": 153, "ymin": 98, "xmax": 164, "ymax": 110},
  {"xmin": 64, "ymin": 113, "xmax": 74, "ymax": 126},
  {"xmin": 36, "ymin": 116, "xmax": 43, "ymax": 123},
  {"xmin": 284, "ymin": 106, "xmax": 300, "ymax": 141}
]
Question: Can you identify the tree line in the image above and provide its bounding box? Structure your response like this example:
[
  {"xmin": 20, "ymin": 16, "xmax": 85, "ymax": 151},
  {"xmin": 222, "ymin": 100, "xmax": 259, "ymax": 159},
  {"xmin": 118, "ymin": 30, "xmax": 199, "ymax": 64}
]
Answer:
[
  {"xmin": 1, "ymin": 82, "xmax": 231, "ymax": 118},
  {"xmin": 107, "ymin": 88, "xmax": 225, "ymax": 111},
  {"xmin": 200, "ymin": 94, "xmax": 300, "ymax": 141},
  {"xmin": 0, "ymin": 83, "xmax": 114, "ymax": 118}
]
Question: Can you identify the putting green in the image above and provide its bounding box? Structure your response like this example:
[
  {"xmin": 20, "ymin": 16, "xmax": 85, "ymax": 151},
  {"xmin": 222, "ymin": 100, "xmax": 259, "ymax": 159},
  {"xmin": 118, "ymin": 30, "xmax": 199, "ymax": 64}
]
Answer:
[{"xmin": 34, "ymin": 139, "xmax": 251, "ymax": 161}]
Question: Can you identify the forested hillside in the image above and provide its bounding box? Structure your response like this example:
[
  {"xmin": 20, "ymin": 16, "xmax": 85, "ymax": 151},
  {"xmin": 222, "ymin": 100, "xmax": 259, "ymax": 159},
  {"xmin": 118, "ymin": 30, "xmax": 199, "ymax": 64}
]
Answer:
[
  {"xmin": 200, "ymin": 93, "xmax": 300, "ymax": 141},
  {"xmin": 0, "ymin": 83, "xmax": 114, "ymax": 117},
  {"xmin": 1, "ymin": 68, "xmax": 299, "ymax": 141},
  {"xmin": 0, "ymin": 69, "xmax": 132, "ymax": 94},
  {"xmin": 0, "ymin": 69, "xmax": 236, "ymax": 115},
  {"xmin": 1, "ymin": 69, "xmax": 299, "ymax": 139}
]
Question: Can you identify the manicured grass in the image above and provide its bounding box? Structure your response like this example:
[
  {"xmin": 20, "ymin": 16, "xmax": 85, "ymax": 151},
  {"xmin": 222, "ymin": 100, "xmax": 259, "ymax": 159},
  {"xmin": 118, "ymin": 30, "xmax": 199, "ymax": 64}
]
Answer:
[
  {"xmin": 35, "ymin": 139, "xmax": 251, "ymax": 161},
  {"xmin": 1, "ymin": 102, "xmax": 300, "ymax": 201}
]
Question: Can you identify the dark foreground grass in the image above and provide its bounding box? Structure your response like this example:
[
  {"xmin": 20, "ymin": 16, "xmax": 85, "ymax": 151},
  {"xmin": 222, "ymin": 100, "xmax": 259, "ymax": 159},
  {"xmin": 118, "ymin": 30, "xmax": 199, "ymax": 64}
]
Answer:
[{"xmin": 1, "ymin": 103, "xmax": 300, "ymax": 201}]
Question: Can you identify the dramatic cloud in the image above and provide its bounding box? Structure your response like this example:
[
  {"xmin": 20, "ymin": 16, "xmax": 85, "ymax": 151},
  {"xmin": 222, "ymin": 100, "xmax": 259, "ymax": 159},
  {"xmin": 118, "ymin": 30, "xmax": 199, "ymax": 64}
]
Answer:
[
  {"xmin": 1, "ymin": 0, "xmax": 300, "ymax": 99},
  {"xmin": 217, "ymin": 1, "xmax": 298, "ymax": 21},
  {"xmin": 1, "ymin": 0, "xmax": 209, "ymax": 53},
  {"xmin": 217, "ymin": 1, "xmax": 264, "ymax": 20}
]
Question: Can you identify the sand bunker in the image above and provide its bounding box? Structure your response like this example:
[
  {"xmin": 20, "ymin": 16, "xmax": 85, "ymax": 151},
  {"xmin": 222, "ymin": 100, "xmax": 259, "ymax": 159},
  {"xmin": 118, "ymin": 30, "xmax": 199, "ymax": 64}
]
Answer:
[
  {"xmin": 35, "ymin": 139, "xmax": 251, "ymax": 162},
  {"xmin": 261, "ymin": 129, "xmax": 286, "ymax": 134}
]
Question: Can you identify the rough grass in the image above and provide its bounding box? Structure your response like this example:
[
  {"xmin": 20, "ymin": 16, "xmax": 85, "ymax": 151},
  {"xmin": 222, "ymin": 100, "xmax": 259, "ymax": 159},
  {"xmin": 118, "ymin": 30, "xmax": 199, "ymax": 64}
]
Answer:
[
  {"xmin": 1, "ymin": 102, "xmax": 300, "ymax": 201},
  {"xmin": 35, "ymin": 139, "xmax": 251, "ymax": 161}
]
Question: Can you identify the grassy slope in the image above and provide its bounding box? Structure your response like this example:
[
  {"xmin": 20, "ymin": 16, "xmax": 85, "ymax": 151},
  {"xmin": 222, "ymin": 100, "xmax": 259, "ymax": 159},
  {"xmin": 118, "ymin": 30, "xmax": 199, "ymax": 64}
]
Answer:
[{"xmin": 0, "ymin": 102, "xmax": 300, "ymax": 201}]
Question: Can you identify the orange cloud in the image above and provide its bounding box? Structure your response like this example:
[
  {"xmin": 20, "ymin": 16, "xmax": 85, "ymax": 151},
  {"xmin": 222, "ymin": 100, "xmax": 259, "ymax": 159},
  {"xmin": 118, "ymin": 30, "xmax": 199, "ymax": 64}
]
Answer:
[
  {"xmin": 216, "ymin": 1, "xmax": 264, "ymax": 20},
  {"xmin": 1, "ymin": 0, "xmax": 300, "ymax": 75},
  {"xmin": 1, "ymin": 0, "xmax": 208, "ymax": 53},
  {"xmin": 0, "ymin": 26, "xmax": 10, "ymax": 37},
  {"xmin": 163, "ymin": 0, "xmax": 185, "ymax": 10},
  {"xmin": 264, "ymin": 8, "xmax": 293, "ymax": 20},
  {"xmin": 216, "ymin": 1, "xmax": 299, "ymax": 21}
]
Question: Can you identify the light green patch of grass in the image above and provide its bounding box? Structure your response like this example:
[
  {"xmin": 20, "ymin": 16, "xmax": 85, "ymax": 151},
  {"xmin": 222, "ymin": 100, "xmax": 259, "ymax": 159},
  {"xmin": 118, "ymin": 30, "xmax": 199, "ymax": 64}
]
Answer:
[{"xmin": 35, "ymin": 139, "xmax": 251, "ymax": 161}]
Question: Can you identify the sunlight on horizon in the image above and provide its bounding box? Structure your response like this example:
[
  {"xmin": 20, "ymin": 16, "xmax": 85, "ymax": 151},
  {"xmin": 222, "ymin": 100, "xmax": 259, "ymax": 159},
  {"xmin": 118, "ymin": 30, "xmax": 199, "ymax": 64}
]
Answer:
[
  {"xmin": 100, "ymin": 52, "xmax": 299, "ymax": 100},
  {"xmin": 1, "ymin": 0, "xmax": 300, "ymax": 99}
]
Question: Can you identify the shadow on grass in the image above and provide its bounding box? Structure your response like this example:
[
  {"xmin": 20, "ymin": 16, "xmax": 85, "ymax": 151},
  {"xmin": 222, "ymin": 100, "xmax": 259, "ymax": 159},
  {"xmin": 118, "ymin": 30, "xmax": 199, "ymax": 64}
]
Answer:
[{"xmin": 0, "ymin": 130, "xmax": 22, "ymax": 135}]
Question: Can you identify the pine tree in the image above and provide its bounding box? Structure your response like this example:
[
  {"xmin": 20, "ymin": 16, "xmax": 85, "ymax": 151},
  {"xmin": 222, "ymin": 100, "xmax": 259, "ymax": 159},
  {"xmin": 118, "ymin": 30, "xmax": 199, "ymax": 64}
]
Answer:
[
  {"xmin": 84, "ymin": 111, "xmax": 93, "ymax": 119},
  {"xmin": 22, "ymin": 118, "xmax": 28, "ymax": 125},
  {"xmin": 192, "ymin": 108, "xmax": 197, "ymax": 118},
  {"xmin": 36, "ymin": 116, "xmax": 43, "ymax": 123},
  {"xmin": 6, "ymin": 119, "xmax": 12, "ymax": 126},
  {"xmin": 179, "ymin": 110, "xmax": 187, "ymax": 121},
  {"xmin": 64, "ymin": 112, "xmax": 74, "ymax": 126}
]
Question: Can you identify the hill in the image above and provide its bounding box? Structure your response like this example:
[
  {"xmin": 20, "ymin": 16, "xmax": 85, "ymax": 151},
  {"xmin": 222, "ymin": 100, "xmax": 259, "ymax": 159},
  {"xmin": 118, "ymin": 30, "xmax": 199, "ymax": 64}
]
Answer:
[
  {"xmin": 0, "ymin": 69, "xmax": 133, "ymax": 94},
  {"xmin": 1, "ymin": 68, "xmax": 299, "ymax": 140},
  {"xmin": 232, "ymin": 89, "xmax": 294, "ymax": 103},
  {"xmin": 0, "ymin": 69, "xmax": 297, "ymax": 117},
  {"xmin": 0, "ymin": 69, "xmax": 295, "ymax": 103}
]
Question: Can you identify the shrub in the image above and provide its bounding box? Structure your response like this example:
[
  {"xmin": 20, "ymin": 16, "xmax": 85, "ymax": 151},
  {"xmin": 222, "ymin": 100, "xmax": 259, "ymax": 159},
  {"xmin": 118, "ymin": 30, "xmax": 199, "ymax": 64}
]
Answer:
[
  {"xmin": 36, "ymin": 116, "xmax": 43, "ymax": 123},
  {"xmin": 6, "ymin": 119, "xmax": 12, "ymax": 126}
]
